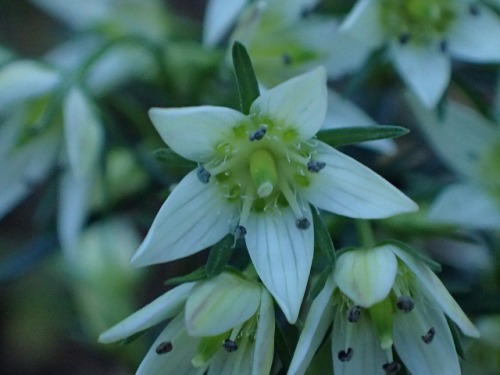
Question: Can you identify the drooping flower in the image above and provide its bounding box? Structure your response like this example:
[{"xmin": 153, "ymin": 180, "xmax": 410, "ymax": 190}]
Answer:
[
  {"xmin": 341, "ymin": 0, "xmax": 500, "ymax": 107},
  {"xmin": 99, "ymin": 271, "xmax": 274, "ymax": 375},
  {"xmin": 288, "ymin": 244, "xmax": 479, "ymax": 375},
  {"xmin": 131, "ymin": 67, "xmax": 418, "ymax": 323}
]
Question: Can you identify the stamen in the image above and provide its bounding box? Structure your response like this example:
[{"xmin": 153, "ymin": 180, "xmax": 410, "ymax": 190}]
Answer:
[
  {"xmin": 399, "ymin": 32, "xmax": 411, "ymax": 45},
  {"xmin": 338, "ymin": 348, "xmax": 353, "ymax": 362},
  {"xmin": 307, "ymin": 160, "xmax": 326, "ymax": 173},
  {"xmin": 396, "ymin": 296, "xmax": 414, "ymax": 313},
  {"xmin": 382, "ymin": 361, "xmax": 401, "ymax": 374},
  {"xmin": 239, "ymin": 188, "xmax": 254, "ymax": 227},
  {"xmin": 439, "ymin": 39, "xmax": 448, "ymax": 53},
  {"xmin": 295, "ymin": 218, "xmax": 311, "ymax": 230},
  {"xmin": 155, "ymin": 341, "xmax": 173, "ymax": 354},
  {"xmin": 249, "ymin": 125, "xmax": 267, "ymax": 141},
  {"xmin": 469, "ymin": 3, "xmax": 480, "ymax": 16},
  {"xmin": 197, "ymin": 165, "xmax": 211, "ymax": 183},
  {"xmin": 278, "ymin": 180, "xmax": 305, "ymax": 220},
  {"xmin": 222, "ymin": 338, "xmax": 238, "ymax": 352},
  {"xmin": 347, "ymin": 305, "xmax": 361, "ymax": 323},
  {"xmin": 234, "ymin": 225, "xmax": 247, "ymax": 239},
  {"xmin": 421, "ymin": 327, "xmax": 435, "ymax": 344}
]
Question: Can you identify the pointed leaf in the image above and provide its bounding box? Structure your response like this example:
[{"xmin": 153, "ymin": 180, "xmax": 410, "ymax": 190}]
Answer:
[
  {"xmin": 311, "ymin": 206, "xmax": 336, "ymax": 265},
  {"xmin": 206, "ymin": 234, "xmax": 235, "ymax": 278},
  {"xmin": 232, "ymin": 41, "xmax": 260, "ymax": 115},
  {"xmin": 382, "ymin": 239, "xmax": 442, "ymax": 272},
  {"xmin": 153, "ymin": 148, "xmax": 197, "ymax": 170},
  {"xmin": 164, "ymin": 267, "xmax": 207, "ymax": 286},
  {"xmin": 317, "ymin": 125, "xmax": 408, "ymax": 148}
]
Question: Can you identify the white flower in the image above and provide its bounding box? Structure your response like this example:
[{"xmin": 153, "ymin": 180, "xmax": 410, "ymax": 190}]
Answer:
[
  {"xmin": 99, "ymin": 272, "xmax": 274, "ymax": 375},
  {"xmin": 409, "ymin": 97, "xmax": 500, "ymax": 230},
  {"xmin": 131, "ymin": 67, "xmax": 418, "ymax": 323},
  {"xmin": 289, "ymin": 244, "xmax": 479, "ymax": 375},
  {"xmin": 341, "ymin": 0, "xmax": 500, "ymax": 107}
]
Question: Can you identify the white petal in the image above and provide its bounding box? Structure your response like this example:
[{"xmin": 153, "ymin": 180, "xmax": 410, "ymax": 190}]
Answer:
[
  {"xmin": 428, "ymin": 183, "xmax": 500, "ymax": 230},
  {"xmin": 203, "ymin": 0, "xmax": 248, "ymax": 46},
  {"xmin": 332, "ymin": 308, "xmax": 386, "ymax": 375},
  {"xmin": 149, "ymin": 106, "xmax": 247, "ymax": 162},
  {"xmin": 0, "ymin": 129, "xmax": 59, "ymax": 219},
  {"xmin": 302, "ymin": 142, "xmax": 418, "ymax": 218},
  {"xmin": 136, "ymin": 313, "xmax": 200, "ymax": 375},
  {"xmin": 98, "ymin": 283, "xmax": 194, "ymax": 343},
  {"xmin": 393, "ymin": 300, "xmax": 460, "ymax": 375},
  {"xmin": 131, "ymin": 170, "xmax": 237, "ymax": 267},
  {"xmin": 449, "ymin": 6, "xmax": 500, "ymax": 62},
  {"xmin": 185, "ymin": 272, "xmax": 261, "ymax": 336},
  {"xmin": 322, "ymin": 90, "xmax": 396, "ymax": 154},
  {"xmin": 63, "ymin": 88, "xmax": 104, "ymax": 178},
  {"xmin": 391, "ymin": 42, "xmax": 450, "ymax": 108},
  {"xmin": 0, "ymin": 60, "xmax": 59, "ymax": 108},
  {"xmin": 340, "ymin": 0, "xmax": 385, "ymax": 49},
  {"xmin": 288, "ymin": 274, "xmax": 336, "ymax": 375},
  {"xmin": 245, "ymin": 204, "xmax": 314, "ymax": 323},
  {"xmin": 250, "ymin": 67, "xmax": 327, "ymax": 141},
  {"xmin": 252, "ymin": 289, "xmax": 275, "ymax": 375},
  {"xmin": 334, "ymin": 246, "xmax": 397, "ymax": 308},
  {"xmin": 208, "ymin": 334, "xmax": 253, "ymax": 375},
  {"xmin": 391, "ymin": 245, "xmax": 480, "ymax": 337}
]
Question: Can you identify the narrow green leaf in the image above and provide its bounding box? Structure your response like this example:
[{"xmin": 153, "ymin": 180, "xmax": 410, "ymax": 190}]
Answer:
[
  {"xmin": 382, "ymin": 239, "xmax": 442, "ymax": 272},
  {"xmin": 232, "ymin": 41, "xmax": 260, "ymax": 115},
  {"xmin": 119, "ymin": 329, "xmax": 148, "ymax": 346},
  {"xmin": 153, "ymin": 148, "xmax": 196, "ymax": 170},
  {"xmin": 317, "ymin": 125, "xmax": 409, "ymax": 148},
  {"xmin": 446, "ymin": 317, "xmax": 465, "ymax": 360},
  {"xmin": 164, "ymin": 267, "xmax": 207, "ymax": 286},
  {"xmin": 206, "ymin": 234, "xmax": 234, "ymax": 278},
  {"xmin": 307, "ymin": 265, "xmax": 333, "ymax": 302},
  {"xmin": 311, "ymin": 207, "xmax": 336, "ymax": 266}
]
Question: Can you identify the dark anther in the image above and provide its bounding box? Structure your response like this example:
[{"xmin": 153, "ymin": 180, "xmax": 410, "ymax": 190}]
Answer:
[
  {"xmin": 382, "ymin": 361, "xmax": 401, "ymax": 374},
  {"xmin": 282, "ymin": 53, "xmax": 293, "ymax": 65},
  {"xmin": 296, "ymin": 217, "xmax": 311, "ymax": 229},
  {"xmin": 399, "ymin": 32, "xmax": 411, "ymax": 45},
  {"xmin": 307, "ymin": 160, "xmax": 326, "ymax": 172},
  {"xmin": 347, "ymin": 305, "xmax": 361, "ymax": 323},
  {"xmin": 222, "ymin": 339, "xmax": 238, "ymax": 352},
  {"xmin": 421, "ymin": 327, "xmax": 436, "ymax": 344},
  {"xmin": 396, "ymin": 296, "xmax": 415, "ymax": 313},
  {"xmin": 234, "ymin": 225, "xmax": 247, "ymax": 239},
  {"xmin": 155, "ymin": 341, "xmax": 173, "ymax": 354},
  {"xmin": 439, "ymin": 39, "xmax": 448, "ymax": 53},
  {"xmin": 338, "ymin": 348, "xmax": 353, "ymax": 362},
  {"xmin": 197, "ymin": 165, "xmax": 211, "ymax": 183},
  {"xmin": 249, "ymin": 126, "xmax": 267, "ymax": 141},
  {"xmin": 469, "ymin": 3, "xmax": 480, "ymax": 16}
]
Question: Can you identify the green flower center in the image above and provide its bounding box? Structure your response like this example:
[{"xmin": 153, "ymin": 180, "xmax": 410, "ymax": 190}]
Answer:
[{"xmin": 379, "ymin": 0, "xmax": 457, "ymax": 44}]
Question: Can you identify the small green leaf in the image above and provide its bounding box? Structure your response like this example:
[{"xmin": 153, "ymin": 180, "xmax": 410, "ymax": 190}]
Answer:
[
  {"xmin": 118, "ymin": 329, "xmax": 148, "ymax": 346},
  {"xmin": 232, "ymin": 41, "xmax": 260, "ymax": 115},
  {"xmin": 153, "ymin": 148, "xmax": 196, "ymax": 170},
  {"xmin": 382, "ymin": 239, "xmax": 442, "ymax": 272},
  {"xmin": 307, "ymin": 265, "xmax": 333, "ymax": 302},
  {"xmin": 206, "ymin": 234, "xmax": 235, "ymax": 278},
  {"xmin": 311, "ymin": 207, "xmax": 336, "ymax": 266},
  {"xmin": 446, "ymin": 316, "xmax": 465, "ymax": 360},
  {"xmin": 164, "ymin": 267, "xmax": 207, "ymax": 286},
  {"xmin": 317, "ymin": 125, "xmax": 409, "ymax": 148}
]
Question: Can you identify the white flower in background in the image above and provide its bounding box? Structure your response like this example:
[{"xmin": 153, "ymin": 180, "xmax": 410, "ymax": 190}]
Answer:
[
  {"xmin": 99, "ymin": 272, "xmax": 274, "ymax": 375},
  {"xmin": 289, "ymin": 244, "xmax": 479, "ymax": 375},
  {"xmin": 131, "ymin": 67, "xmax": 418, "ymax": 323},
  {"xmin": 410, "ymin": 98, "xmax": 500, "ymax": 230},
  {"xmin": 341, "ymin": 0, "xmax": 500, "ymax": 107}
]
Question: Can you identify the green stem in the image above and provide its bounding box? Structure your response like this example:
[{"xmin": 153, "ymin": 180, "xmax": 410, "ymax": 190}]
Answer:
[{"xmin": 356, "ymin": 219, "xmax": 376, "ymax": 248}]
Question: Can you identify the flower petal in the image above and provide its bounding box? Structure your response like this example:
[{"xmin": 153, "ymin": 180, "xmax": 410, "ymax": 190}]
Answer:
[
  {"xmin": 136, "ymin": 313, "xmax": 200, "ymax": 375},
  {"xmin": 245, "ymin": 203, "xmax": 314, "ymax": 323},
  {"xmin": 391, "ymin": 245, "xmax": 480, "ymax": 338},
  {"xmin": 208, "ymin": 333, "xmax": 253, "ymax": 375},
  {"xmin": 334, "ymin": 246, "xmax": 397, "ymax": 308},
  {"xmin": 390, "ymin": 42, "xmax": 450, "ymax": 108},
  {"xmin": 131, "ymin": 170, "xmax": 237, "ymax": 267},
  {"xmin": 448, "ymin": 5, "xmax": 500, "ymax": 62},
  {"xmin": 98, "ymin": 283, "xmax": 194, "ymax": 343},
  {"xmin": 428, "ymin": 183, "xmax": 500, "ymax": 230},
  {"xmin": 149, "ymin": 106, "xmax": 247, "ymax": 162},
  {"xmin": 249, "ymin": 67, "xmax": 327, "ymax": 141},
  {"xmin": 185, "ymin": 272, "xmax": 261, "ymax": 337},
  {"xmin": 203, "ymin": 0, "xmax": 248, "ymax": 46},
  {"xmin": 288, "ymin": 274, "xmax": 336, "ymax": 375},
  {"xmin": 302, "ymin": 142, "xmax": 418, "ymax": 218},
  {"xmin": 393, "ymin": 299, "xmax": 460, "ymax": 375},
  {"xmin": 332, "ymin": 308, "xmax": 386, "ymax": 375},
  {"xmin": 252, "ymin": 289, "xmax": 275, "ymax": 375},
  {"xmin": 340, "ymin": 0, "xmax": 385, "ymax": 49},
  {"xmin": 0, "ymin": 60, "xmax": 59, "ymax": 108}
]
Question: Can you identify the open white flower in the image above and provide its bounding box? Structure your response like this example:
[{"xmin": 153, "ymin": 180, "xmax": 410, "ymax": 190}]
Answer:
[
  {"xmin": 341, "ymin": 0, "xmax": 500, "ymax": 107},
  {"xmin": 289, "ymin": 244, "xmax": 479, "ymax": 375},
  {"xmin": 99, "ymin": 272, "xmax": 274, "ymax": 375},
  {"xmin": 131, "ymin": 67, "xmax": 417, "ymax": 323}
]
